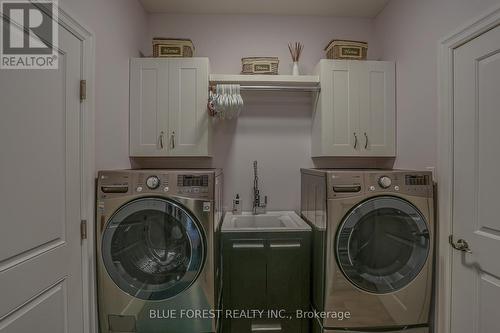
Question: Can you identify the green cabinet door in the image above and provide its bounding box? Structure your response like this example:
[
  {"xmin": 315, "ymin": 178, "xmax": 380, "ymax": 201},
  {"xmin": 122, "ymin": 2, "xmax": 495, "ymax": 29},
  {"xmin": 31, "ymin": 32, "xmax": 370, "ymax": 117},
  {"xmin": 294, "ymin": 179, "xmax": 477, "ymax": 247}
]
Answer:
[
  {"xmin": 227, "ymin": 239, "xmax": 267, "ymax": 310},
  {"xmin": 267, "ymin": 238, "xmax": 309, "ymax": 312}
]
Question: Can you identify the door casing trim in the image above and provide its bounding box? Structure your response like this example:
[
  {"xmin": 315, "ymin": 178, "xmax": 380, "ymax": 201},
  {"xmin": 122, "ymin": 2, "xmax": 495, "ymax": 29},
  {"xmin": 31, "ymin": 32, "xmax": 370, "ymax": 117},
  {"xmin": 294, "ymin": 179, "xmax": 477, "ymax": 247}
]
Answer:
[
  {"xmin": 437, "ymin": 4, "xmax": 500, "ymax": 333},
  {"xmin": 41, "ymin": 4, "xmax": 97, "ymax": 333},
  {"xmin": 26, "ymin": 2, "xmax": 96, "ymax": 331}
]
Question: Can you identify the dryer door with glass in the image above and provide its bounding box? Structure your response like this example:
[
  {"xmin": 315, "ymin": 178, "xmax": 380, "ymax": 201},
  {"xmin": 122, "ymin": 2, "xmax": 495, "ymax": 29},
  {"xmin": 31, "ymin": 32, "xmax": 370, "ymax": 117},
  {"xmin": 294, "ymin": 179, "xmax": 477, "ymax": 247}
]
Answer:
[
  {"xmin": 102, "ymin": 197, "xmax": 205, "ymax": 300},
  {"xmin": 336, "ymin": 196, "xmax": 430, "ymax": 294}
]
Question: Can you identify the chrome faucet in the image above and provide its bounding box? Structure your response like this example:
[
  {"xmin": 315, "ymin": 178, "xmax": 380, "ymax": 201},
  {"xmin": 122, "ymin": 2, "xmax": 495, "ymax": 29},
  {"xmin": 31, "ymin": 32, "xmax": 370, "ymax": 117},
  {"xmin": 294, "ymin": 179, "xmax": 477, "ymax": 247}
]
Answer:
[{"xmin": 252, "ymin": 160, "xmax": 267, "ymax": 215}]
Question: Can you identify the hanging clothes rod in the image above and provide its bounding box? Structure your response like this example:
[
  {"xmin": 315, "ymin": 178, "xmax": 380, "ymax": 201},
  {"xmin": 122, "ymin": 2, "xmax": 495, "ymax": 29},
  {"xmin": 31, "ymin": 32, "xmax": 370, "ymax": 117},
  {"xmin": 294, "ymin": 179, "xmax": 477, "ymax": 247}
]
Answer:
[
  {"xmin": 210, "ymin": 85, "xmax": 320, "ymax": 92},
  {"xmin": 239, "ymin": 85, "xmax": 320, "ymax": 92}
]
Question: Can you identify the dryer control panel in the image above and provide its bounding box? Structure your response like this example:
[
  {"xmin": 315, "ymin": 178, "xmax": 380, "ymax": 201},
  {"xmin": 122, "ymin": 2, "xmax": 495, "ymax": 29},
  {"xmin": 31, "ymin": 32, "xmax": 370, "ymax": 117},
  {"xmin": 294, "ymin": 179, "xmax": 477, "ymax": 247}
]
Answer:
[
  {"xmin": 365, "ymin": 171, "xmax": 432, "ymax": 197},
  {"xmin": 325, "ymin": 170, "xmax": 433, "ymax": 199}
]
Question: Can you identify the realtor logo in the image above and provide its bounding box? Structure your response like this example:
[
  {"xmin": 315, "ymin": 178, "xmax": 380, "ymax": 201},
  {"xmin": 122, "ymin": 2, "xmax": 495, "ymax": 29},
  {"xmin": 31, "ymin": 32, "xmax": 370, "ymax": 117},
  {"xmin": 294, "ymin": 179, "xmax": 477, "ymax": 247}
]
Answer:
[{"xmin": 1, "ymin": 0, "xmax": 58, "ymax": 69}]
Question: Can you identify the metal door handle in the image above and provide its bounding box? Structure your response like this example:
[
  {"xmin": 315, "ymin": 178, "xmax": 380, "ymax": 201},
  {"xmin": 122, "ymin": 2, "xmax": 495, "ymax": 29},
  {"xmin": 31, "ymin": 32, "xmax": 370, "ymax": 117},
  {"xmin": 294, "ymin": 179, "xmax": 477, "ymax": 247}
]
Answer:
[
  {"xmin": 251, "ymin": 323, "xmax": 282, "ymax": 332},
  {"xmin": 232, "ymin": 243, "xmax": 264, "ymax": 249},
  {"xmin": 269, "ymin": 242, "xmax": 301, "ymax": 248},
  {"xmin": 449, "ymin": 235, "xmax": 472, "ymax": 253},
  {"xmin": 353, "ymin": 132, "xmax": 358, "ymax": 149},
  {"xmin": 159, "ymin": 131, "xmax": 164, "ymax": 149},
  {"xmin": 171, "ymin": 131, "xmax": 175, "ymax": 149},
  {"xmin": 364, "ymin": 132, "xmax": 369, "ymax": 149}
]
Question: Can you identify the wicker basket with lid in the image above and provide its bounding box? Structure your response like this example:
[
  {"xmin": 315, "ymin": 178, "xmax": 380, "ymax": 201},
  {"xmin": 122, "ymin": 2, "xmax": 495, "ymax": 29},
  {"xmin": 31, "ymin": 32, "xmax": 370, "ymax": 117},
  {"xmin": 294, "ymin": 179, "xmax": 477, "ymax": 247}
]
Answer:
[
  {"xmin": 152, "ymin": 38, "xmax": 194, "ymax": 57},
  {"xmin": 324, "ymin": 40, "xmax": 368, "ymax": 60},
  {"xmin": 241, "ymin": 57, "xmax": 279, "ymax": 75}
]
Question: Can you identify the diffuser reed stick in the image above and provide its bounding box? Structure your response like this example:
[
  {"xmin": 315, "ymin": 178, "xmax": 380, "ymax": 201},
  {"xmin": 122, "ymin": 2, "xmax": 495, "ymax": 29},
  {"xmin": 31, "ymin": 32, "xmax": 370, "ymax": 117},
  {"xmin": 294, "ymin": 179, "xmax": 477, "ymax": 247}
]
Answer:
[{"xmin": 288, "ymin": 42, "xmax": 303, "ymax": 62}]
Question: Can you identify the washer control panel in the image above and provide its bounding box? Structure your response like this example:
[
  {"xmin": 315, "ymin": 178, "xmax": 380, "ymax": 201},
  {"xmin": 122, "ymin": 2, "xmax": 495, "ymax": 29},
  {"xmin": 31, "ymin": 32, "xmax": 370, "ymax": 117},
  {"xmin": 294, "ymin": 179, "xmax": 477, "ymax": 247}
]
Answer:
[
  {"xmin": 131, "ymin": 172, "xmax": 214, "ymax": 198},
  {"xmin": 97, "ymin": 170, "xmax": 217, "ymax": 201}
]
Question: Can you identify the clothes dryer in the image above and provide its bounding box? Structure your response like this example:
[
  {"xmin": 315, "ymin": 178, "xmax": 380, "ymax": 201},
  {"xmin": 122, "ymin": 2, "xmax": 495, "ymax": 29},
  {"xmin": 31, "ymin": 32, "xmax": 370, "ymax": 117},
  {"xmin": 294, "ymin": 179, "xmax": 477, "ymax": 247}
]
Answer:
[{"xmin": 301, "ymin": 169, "xmax": 434, "ymax": 333}]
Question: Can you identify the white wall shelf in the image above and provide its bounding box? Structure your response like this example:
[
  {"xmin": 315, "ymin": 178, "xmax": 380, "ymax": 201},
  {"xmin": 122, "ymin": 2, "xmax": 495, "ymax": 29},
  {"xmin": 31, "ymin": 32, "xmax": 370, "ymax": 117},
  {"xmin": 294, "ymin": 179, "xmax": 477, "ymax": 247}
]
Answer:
[{"xmin": 209, "ymin": 74, "xmax": 320, "ymax": 92}]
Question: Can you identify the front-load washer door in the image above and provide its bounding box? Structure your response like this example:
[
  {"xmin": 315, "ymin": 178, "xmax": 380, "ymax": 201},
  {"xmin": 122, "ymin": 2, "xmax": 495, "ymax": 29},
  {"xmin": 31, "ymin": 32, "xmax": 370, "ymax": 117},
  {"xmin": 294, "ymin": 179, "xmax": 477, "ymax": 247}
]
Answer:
[
  {"xmin": 336, "ymin": 196, "xmax": 430, "ymax": 294},
  {"xmin": 102, "ymin": 197, "xmax": 205, "ymax": 300}
]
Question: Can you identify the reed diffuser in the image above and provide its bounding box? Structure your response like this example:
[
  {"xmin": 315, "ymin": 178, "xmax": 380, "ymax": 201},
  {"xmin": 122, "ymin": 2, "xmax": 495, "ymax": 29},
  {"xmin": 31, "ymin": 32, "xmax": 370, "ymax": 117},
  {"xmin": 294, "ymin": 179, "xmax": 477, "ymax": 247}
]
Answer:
[{"xmin": 288, "ymin": 42, "xmax": 303, "ymax": 75}]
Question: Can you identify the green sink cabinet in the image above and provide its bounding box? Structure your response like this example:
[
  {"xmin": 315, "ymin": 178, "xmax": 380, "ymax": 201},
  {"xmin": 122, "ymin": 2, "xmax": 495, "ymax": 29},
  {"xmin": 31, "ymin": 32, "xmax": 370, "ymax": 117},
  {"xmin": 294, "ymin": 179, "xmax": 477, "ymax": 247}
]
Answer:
[{"xmin": 222, "ymin": 231, "xmax": 311, "ymax": 333}]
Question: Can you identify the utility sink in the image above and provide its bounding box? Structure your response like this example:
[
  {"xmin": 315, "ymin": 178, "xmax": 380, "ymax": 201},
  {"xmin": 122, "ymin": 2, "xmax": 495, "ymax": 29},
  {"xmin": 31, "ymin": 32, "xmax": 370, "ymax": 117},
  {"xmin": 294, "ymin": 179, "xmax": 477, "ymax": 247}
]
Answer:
[{"xmin": 221, "ymin": 211, "xmax": 311, "ymax": 232}]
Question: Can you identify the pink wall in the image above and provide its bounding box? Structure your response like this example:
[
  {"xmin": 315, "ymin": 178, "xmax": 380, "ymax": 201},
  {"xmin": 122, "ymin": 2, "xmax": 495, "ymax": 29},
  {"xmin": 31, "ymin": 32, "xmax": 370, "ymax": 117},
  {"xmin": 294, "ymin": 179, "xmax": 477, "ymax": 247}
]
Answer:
[
  {"xmin": 61, "ymin": 0, "xmax": 148, "ymax": 171},
  {"xmin": 375, "ymin": 0, "xmax": 499, "ymax": 172},
  {"xmin": 54, "ymin": 5, "xmax": 381, "ymax": 211},
  {"xmin": 147, "ymin": 13, "xmax": 381, "ymax": 74},
  {"xmin": 59, "ymin": 1, "xmax": 500, "ymax": 210},
  {"xmin": 145, "ymin": 14, "xmax": 380, "ymax": 211}
]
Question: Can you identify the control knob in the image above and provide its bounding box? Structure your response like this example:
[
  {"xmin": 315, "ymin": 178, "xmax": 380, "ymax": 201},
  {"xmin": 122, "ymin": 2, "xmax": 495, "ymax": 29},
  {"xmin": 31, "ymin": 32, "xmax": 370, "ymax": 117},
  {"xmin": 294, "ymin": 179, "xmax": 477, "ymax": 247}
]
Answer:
[
  {"xmin": 378, "ymin": 176, "xmax": 392, "ymax": 189},
  {"xmin": 146, "ymin": 176, "xmax": 160, "ymax": 189}
]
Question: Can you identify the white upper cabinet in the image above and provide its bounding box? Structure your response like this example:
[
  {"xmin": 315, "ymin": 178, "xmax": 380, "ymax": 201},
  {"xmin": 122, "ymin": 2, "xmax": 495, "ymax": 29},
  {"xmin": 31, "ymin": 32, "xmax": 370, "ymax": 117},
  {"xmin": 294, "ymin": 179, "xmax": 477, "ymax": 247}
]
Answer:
[
  {"xmin": 312, "ymin": 60, "xmax": 395, "ymax": 157},
  {"xmin": 129, "ymin": 58, "xmax": 211, "ymax": 157}
]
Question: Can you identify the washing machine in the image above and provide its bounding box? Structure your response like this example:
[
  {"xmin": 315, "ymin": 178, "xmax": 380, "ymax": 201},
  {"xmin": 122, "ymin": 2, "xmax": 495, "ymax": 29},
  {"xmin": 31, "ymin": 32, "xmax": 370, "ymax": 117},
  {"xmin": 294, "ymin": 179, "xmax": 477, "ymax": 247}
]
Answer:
[
  {"xmin": 96, "ymin": 169, "xmax": 223, "ymax": 333},
  {"xmin": 301, "ymin": 169, "xmax": 434, "ymax": 333}
]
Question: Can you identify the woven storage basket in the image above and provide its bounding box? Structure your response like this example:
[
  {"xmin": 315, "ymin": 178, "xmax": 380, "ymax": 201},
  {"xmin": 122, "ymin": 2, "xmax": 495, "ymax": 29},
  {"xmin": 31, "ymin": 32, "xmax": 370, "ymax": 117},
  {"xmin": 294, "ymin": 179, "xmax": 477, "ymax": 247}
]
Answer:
[
  {"xmin": 241, "ymin": 57, "xmax": 279, "ymax": 75},
  {"xmin": 325, "ymin": 40, "xmax": 368, "ymax": 60},
  {"xmin": 152, "ymin": 38, "xmax": 194, "ymax": 58}
]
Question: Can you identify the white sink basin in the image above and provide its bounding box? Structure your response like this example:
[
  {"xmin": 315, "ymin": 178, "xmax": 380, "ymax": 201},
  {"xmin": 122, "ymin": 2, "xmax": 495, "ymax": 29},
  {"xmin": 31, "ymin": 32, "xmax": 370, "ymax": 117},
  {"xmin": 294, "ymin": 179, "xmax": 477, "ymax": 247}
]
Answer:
[
  {"xmin": 232, "ymin": 215, "xmax": 287, "ymax": 228},
  {"xmin": 222, "ymin": 211, "xmax": 311, "ymax": 232}
]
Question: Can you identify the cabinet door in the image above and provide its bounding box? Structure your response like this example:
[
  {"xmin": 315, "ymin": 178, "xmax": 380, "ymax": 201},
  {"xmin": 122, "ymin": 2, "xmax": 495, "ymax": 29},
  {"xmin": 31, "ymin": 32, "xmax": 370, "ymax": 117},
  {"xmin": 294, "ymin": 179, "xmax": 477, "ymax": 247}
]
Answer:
[
  {"xmin": 267, "ymin": 239, "xmax": 308, "ymax": 312},
  {"xmin": 129, "ymin": 59, "xmax": 168, "ymax": 156},
  {"xmin": 168, "ymin": 58, "xmax": 211, "ymax": 156},
  {"xmin": 227, "ymin": 239, "xmax": 267, "ymax": 310},
  {"xmin": 359, "ymin": 61, "xmax": 396, "ymax": 156},
  {"xmin": 316, "ymin": 60, "xmax": 360, "ymax": 156}
]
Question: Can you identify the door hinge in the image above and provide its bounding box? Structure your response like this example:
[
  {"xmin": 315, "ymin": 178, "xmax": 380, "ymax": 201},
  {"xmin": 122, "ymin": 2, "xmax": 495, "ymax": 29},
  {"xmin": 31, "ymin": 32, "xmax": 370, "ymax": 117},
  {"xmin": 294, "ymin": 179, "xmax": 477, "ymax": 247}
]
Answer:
[
  {"xmin": 80, "ymin": 220, "xmax": 88, "ymax": 240},
  {"xmin": 80, "ymin": 79, "xmax": 87, "ymax": 102}
]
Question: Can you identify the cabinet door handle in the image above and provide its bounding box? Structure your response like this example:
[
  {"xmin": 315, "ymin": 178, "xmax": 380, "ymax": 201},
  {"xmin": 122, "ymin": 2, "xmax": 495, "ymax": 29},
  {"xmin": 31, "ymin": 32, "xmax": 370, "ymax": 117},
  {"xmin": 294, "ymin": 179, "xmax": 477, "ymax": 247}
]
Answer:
[
  {"xmin": 170, "ymin": 131, "xmax": 175, "ymax": 149},
  {"xmin": 232, "ymin": 243, "xmax": 264, "ymax": 249},
  {"xmin": 353, "ymin": 132, "xmax": 358, "ymax": 149},
  {"xmin": 159, "ymin": 131, "xmax": 165, "ymax": 149},
  {"xmin": 251, "ymin": 323, "xmax": 282, "ymax": 332},
  {"xmin": 364, "ymin": 132, "xmax": 369, "ymax": 149},
  {"xmin": 270, "ymin": 242, "xmax": 301, "ymax": 248}
]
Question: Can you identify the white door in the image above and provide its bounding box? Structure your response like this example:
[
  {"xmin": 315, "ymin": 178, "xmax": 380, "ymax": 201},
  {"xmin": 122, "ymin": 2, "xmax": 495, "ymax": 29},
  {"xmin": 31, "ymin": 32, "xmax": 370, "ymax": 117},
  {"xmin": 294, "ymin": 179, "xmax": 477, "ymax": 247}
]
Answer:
[
  {"xmin": 168, "ymin": 58, "xmax": 210, "ymax": 156},
  {"xmin": 0, "ymin": 20, "xmax": 84, "ymax": 333},
  {"xmin": 451, "ymin": 24, "xmax": 500, "ymax": 333},
  {"xmin": 318, "ymin": 60, "xmax": 360, "ymax": 156},
  {"xmin": 129, "ymin": 58, "xmax": 169, "ymax": 156},
  {"xmin": 359, "ymin": 61, "xmax": 396, "ymax": 156}
]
